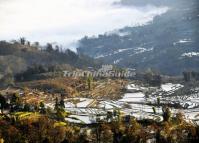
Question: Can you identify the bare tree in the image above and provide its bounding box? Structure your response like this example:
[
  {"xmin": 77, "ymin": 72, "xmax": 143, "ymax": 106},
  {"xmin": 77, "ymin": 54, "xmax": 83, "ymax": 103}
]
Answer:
[{"xmin": 19, "ymin": 37, "xmax": 26, "ymax": 45}]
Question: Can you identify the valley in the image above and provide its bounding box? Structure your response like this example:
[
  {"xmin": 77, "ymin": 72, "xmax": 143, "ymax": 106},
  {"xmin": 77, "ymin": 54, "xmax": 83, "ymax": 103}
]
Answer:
[{"xmin": 0, "ymin": 0, "xmax": 199, "ymax": 142}]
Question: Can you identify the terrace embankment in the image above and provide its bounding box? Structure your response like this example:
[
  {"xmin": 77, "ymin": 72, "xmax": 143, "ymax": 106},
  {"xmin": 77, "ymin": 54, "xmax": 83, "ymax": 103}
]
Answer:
[{"xmin": 16, "ymin": 77, "xmax": 128, "ymax": 100}]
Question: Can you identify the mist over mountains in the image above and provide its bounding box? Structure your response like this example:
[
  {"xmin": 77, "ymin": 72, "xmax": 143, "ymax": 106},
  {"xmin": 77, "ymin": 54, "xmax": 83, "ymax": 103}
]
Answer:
[
  {"xmin": 77, "ymin": 0, "xmax": 199, "ymax": 75},
  {"xmin": 118, "ymin": 0, "xmax": 181, "ymax": 7},
  {"xmin": 0, "ymin": 0, "xmax": 167, "ymax": 50},
  {"xmin": 0, "ymin": 0, "xmax": 198, "ymax": 76}
]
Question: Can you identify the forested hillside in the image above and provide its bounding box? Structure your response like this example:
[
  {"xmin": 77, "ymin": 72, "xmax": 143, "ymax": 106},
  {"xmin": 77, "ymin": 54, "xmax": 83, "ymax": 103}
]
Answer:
[{"xmin": 0, "ymin": 40, "xmax": 100, "ymax": 86}]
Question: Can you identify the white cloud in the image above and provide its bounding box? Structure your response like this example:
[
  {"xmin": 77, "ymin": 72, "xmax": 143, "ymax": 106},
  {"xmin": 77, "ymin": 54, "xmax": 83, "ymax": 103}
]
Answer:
[{"xmin": 0, "ymin": 0, "xmax": 168, "ymax": 50}]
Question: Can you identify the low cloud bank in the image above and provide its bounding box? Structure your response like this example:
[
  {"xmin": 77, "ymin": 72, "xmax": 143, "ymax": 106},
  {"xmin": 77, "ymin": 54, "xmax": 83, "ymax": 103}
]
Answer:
[{"xmin": 0, "ymin": 0, "xmax": 168, "ymax": 51}]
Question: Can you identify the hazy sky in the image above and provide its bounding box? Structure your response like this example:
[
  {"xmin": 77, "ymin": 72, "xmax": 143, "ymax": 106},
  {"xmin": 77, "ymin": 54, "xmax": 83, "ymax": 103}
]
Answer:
[{"xmin": 0, "ymin": 0, "xmax": 168, "ymax": 50}]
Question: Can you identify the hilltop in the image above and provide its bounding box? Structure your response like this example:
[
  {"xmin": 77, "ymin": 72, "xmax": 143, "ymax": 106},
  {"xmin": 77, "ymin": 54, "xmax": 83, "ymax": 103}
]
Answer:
[{"xmin": 0, "ymin": 40, "xmax": 101, "ymax": 86}]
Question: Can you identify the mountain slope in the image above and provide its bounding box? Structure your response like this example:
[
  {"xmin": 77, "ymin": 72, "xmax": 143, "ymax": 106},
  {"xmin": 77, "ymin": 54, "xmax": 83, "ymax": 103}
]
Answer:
[
  {"xmin": 0, "ymin": 41, "xmax": 100, "ymax": 78},
  {"xmin": 77, "ymin": 0, "xmax": 199, "ymax": 75}
]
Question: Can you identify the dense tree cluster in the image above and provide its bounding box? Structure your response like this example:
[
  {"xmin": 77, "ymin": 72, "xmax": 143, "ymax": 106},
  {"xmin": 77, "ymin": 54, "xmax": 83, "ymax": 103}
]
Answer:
[
  {"xmin": 144, "ymin": 70, "xmax": 162, "ymax": 87},
  {"xmin": 183, "ymin": 71, "xmax": 199, "ymax": 82},
  {"xmin": 0, "ymin": 116, "xmax": 85, "ymax": 143},
  {"xmin": 0, "ymin": 112, "xmax": 199, "ymax": 143}
]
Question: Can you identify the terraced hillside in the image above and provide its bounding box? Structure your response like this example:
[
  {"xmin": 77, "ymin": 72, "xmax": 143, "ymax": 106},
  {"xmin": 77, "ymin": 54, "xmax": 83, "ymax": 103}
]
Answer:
[{"xmin": 77, "ymin": 0, "xmax": 199, "ymax": 75}]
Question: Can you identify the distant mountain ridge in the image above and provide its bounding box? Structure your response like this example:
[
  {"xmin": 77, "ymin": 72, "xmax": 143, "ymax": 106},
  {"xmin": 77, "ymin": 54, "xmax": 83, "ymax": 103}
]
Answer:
[{"xmin": 77, "ymin": 0, "xmax": 199, "ymax": 75}]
